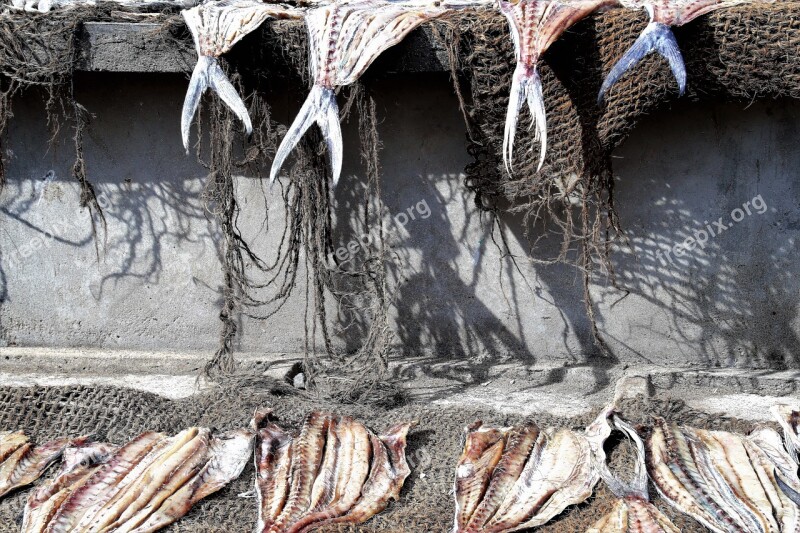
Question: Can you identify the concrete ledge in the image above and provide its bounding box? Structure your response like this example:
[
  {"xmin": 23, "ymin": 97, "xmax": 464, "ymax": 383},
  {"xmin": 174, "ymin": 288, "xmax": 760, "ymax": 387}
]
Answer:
[
  {"xmin": 76, "ymin": 22, "xmax": 449, "ymax": 73},
  {"xmin": 1, "ymin": 348, "xmax": 798, "ymax": 422}
]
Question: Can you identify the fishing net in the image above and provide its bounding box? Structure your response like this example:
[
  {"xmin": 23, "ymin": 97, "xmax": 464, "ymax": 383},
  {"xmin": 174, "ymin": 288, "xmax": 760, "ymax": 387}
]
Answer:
[
  {"xmin": 0, "ymin": 383, "xmax": 764, "ymax": 531},
  {"xmin": 440, "ymin": 1, "xmax": 800, "ymax": 351},
  {"xmin": 2, "ymin": 3, "xmax": 799, "ymax": 390}
]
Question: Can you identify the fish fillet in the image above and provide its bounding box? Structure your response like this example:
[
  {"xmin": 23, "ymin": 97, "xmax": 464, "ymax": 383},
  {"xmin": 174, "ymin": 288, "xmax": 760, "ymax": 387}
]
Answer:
[
  {"xmin": 0, "ymin": 433, "xmax": 77, "ymax": 499},
  {"xmin": 254, "ymin": 411, "xmax": 414, "ymax": 533},
  {"xmin": 23, "ymin": 440, "xmax": 117, "ymax": 533}
]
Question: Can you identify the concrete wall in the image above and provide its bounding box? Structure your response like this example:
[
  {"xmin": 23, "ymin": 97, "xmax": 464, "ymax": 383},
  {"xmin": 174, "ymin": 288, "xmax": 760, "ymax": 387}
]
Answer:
[{"xmin": 1, "ymin": 70, "xmax": 798, "ymax": 370}]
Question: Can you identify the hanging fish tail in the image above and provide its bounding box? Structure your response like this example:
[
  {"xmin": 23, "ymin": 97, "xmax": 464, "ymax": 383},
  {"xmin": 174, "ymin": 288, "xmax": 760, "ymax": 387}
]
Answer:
[
  {"xmin": 181, "ymin": 55, "xmax": 253, "ymax": 153},
  {"xmin": 598, "ymin": 21, "xmax": 686, "ymax": 104},
  {"xmin": 270, "ymin": 85, "xmax": 343, "ymax": 186},
  {"xmin": 503, "ymin": 65, "xmax": 547, "ymax": 175}
]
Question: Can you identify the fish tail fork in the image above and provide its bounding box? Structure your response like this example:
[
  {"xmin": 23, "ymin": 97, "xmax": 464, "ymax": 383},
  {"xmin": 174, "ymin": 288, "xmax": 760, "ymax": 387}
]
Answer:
[
  {"xmin": 598, "ymin": 21, "xmax": 686, "ymax": 104},
  {"xmin": 270, "ymin": 86, "xmax": 343, "ymax": 187},
  {"xmin": 181, "ymin": 55, "xmax": 253, "ymax": 154},
  {"xmin": 503, "ymin": 65, "xmax": 547, "ymax": 176}
]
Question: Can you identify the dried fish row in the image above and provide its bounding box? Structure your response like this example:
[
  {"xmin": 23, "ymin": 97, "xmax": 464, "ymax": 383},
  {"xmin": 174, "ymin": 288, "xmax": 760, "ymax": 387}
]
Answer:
[
  {"xmin": 452, "ymin": 419, "xmax": 597, "ymax": 533},
  {"xmin": 254, "ymin": 409, "xmax": 415, "ymax": 533},
  {"xmin": 647, "ymin": 418, "xmax": 800, "ymax": 533},
  {"xmin": 0, "ymin": 431, "xmax": 78, "ymax": 501},
  {"xmin": 23, "ymin": 421, "xmax": 255, "ymax": 532}
]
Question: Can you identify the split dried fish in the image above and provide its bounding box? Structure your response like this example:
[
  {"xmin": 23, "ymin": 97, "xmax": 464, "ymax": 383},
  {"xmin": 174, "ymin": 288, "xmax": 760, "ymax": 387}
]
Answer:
[
  {"xmin": 586, "ymin": 407, "xmax": 679, "ymax": 533},
  {"xmin": 27, "ymin": 422, "xmax": 255, "ymax": 532},
  {"xmin": 181, "ymin": 0, "xmax": 303, "ymax": 152},
  {"xmin": 254, "ymin": 409, "xmax": 415, "ymax": 532},
  {"xmin": 23, "ymin": 440, "xmax": 118, "ymax": 532},
  {"xmin": 598, "ymin": 0, "xmax": 764, "ymax": 102},
  {"xmin": 0, "ymin": 431, "xmax": 77, "ymax": 500},
  {"xmin": 499, "ymin": 0, "xmax": 612, "ymax": 173},
  {"xmin": 647, "ymin": 418, "xmax": 800, "ymax": 533},
  {"xmin": 452, "ymin": 419, "xmax": 597, "ymax": 533},
  {"xmin": 269, "ymin": 0, "xmax": 485, "ymax": 186}
]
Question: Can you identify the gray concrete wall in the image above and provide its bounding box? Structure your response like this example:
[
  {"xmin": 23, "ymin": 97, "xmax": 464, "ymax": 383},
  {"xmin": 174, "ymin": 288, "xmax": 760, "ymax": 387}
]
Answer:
[{"xmin": 0, "ymin": 70, "xmax": 798, "ymax": 370}]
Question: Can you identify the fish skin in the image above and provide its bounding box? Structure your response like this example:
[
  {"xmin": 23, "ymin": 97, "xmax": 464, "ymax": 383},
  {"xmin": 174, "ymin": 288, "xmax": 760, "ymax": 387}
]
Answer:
[
  {"xmin": 0, "ymin": 435, "xmax": 75, "ymax": 499},
  {"xmin": 0, "ymin": 430, "xmax": 29, "ymax": 464},
  {"xmin": 256, "ymin": 411, "xmax": 295, "ymax": 533},
  {"xmin": 772, "ymin": 403, "xmax": 800, "ymax": 458},
  {"xmin": 45, "ymin": 431, "xmax": 166, "ymax": 533},
  {"xmin": 23, "ymin": 441, "xmax": 117, "ymax": 533},
  {"xmin": 128, "ymin": 425, "xmax": 256, "ymax": 533},
  {"xmin": 180, "ymin": 0, "xmax": 303, "ymax": 151},
  {"xmin": 285, "ymin": 416, "xmax": 373, "ymax": 533},
  {"xmin": 499, "ymin": 0, "xmax": 613, "ymax": 173},
  {"xmin": 453, "ymin": 422, "xmax": 508, "ymax": 532},
  {"xmin": 270, "ymin": 0, "xmax": 467, "ymax": 186},
  {"xmin": 268, "ymin": 412, "xmax": 332, "ymax": 533},
  {"xmin": 103, "ymin": 429, "xmax": 212, "ymax": 532},
  {"xmin": 746, "ymin": 427, "xmax": 800, "ymax": 533},
  {"xmin": 463, "ymin": 422, "xmax": 540, "ymax": 532},
  {"xmin": 312, "ymin": 421, "xmax": 415, "ymax": 531}
]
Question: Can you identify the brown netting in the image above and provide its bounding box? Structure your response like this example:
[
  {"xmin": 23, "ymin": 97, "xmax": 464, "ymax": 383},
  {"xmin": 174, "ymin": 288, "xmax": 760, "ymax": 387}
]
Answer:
[
  {"xmin": 440, "ymin": 2, "xmax": 800, "ymax": 352},
  {"xmin": 0, "ymin": 384, "xmax": 766, "ymax": 531}
]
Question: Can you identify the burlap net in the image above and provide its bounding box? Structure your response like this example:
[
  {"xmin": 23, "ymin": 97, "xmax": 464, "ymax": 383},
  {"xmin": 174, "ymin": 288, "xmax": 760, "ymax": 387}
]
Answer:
[{"xmin": 0, "ymin": 384, "xmax": 761, "ymax": 532}]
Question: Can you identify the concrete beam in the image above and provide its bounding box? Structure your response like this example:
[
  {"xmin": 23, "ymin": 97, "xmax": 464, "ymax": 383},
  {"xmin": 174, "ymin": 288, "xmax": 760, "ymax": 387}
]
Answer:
[{"xmin": 76, "ymin": 22, "xmax": 450, "ymax": 74}]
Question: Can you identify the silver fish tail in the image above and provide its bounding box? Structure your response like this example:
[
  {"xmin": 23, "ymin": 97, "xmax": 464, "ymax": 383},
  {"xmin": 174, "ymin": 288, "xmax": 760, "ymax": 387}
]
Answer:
[
  {"xmin": 181, "ymin": 55, "xmax": 252, "ymax": 153},
  {"xmin": 598, "ymin": 20, "xmax": 685, "ymax": 104},
  {"xmin": 269, "ymin": 85, "xmax": 342, "ymax": 186},
  {"xmin": 503, "ymin": 65, "xmax": 547, "ymax": 174}
]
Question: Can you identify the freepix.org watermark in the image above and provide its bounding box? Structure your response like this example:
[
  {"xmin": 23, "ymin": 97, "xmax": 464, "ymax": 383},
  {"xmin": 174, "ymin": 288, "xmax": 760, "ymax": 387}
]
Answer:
[
  {"xmin": 331, "ymin": 199, "xmax": 432, "ymax": 266},
  {"xmin": 655, "ymin": 194, "xmax": 768, "ymax": 266}
]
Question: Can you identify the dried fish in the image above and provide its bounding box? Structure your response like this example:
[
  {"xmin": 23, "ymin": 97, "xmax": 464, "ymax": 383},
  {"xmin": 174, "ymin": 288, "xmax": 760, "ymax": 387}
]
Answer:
[
  {"xmin": 31, "ymin": 422, "xmax": 255, "ymax": 532},
  {"xmin": 647, "ymin": 418, "xmax": 800, "ymax": 533},
  {"xmin": 254, "ymin": 410, "xmax": 414, "ymax": 532},
  {"xmin": 181, "ymin": 0, "xmax": 303, "ymax": 152},
  {"xmin": 23, "ymin": 441, "xmax": 118, "ymax": 533},
  {"xmin": 0, "ymin": 432, "xmax": 77, "ymax": 500},
  {"xmin": 269, "ymin": 0, "xmax": 486, "ymax": 186},
  {"xmin": 452, "ymin": 419, "xmax": 597, "ymax": 533},
  {"xmin": 499, "ymin": 0, "xmax": 612, "ymax": 173},
  {"xmin": 598, "ymin": 0, "xmax": 765, "ymax": 102},
  {"xmin": 586, "ymin": 407, "xmax": 679, "ymax": 533}
]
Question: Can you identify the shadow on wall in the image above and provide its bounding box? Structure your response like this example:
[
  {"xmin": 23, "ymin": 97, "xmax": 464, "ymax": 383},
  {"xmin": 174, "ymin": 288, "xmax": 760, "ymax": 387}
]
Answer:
[{"xmin": 0, "ymin": 71, "xmax": 799, "ymax": 383}]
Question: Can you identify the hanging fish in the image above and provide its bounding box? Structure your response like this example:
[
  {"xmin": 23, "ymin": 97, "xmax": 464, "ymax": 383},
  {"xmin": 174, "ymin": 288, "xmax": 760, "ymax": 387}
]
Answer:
[
  {"xmin": 598, "ymin": 0, "xmax": 762, "ymax": 102},
  {"xmin": 0, "ymin": 431, "xmax": 79, "ymax": 500},
  {"xmin": 586, "ymin": 407, "xmax": 680, "ymax": 533},
  {"xmin": 181, "ymin": 0, "xmax": 303, "ymax": 152},
  {"xmin": 451, "ymin": 419, "xmax": 598, "ymax": 533},
  {"xmin": 499, "ymin": 0, "xmax": 613, "ymax": 173},
  {"xmin": 269, "ymin": 0, "xmax": 486, "ymax": 186},
  {"xmin": 253, "ymin": 409, "xmax": 415, "ymax": 533}
]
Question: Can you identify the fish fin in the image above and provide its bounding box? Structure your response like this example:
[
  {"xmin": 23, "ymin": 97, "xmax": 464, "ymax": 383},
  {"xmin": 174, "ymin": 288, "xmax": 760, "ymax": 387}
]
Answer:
[
  {"xmin": 181, "ymin": 56, "xmax": 211, "ymax": 154},
  {"xmin": 270, "ymin": 86, "xmax": 340, "ymax": 185},
  {"xmin": 777, "ymin": 473, "xmax": 800, "ymax": 507},
  {"xmin": 207, "ymin": 57, "xmax": 253, "ymax": 137},
  {"xmin": 317, "ymin": 88, "xmax": 343, "ymax": 187},
  {"xmin": 502, "ymin": 69, "xmax": 526, "ymax": 176},
  {"xmin": 526, "ymin": 68, "xmax": 547, "ymax": 172},
  {"xmin": 598, "ymin": 22, "xmax": 685, "ymax": 104}
]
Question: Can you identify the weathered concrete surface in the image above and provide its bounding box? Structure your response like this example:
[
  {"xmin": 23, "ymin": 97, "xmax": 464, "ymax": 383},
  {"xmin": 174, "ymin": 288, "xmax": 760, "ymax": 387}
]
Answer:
[{"xmin": 1, "ymin": 69, "xmax": 799, "ymax": 373}]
